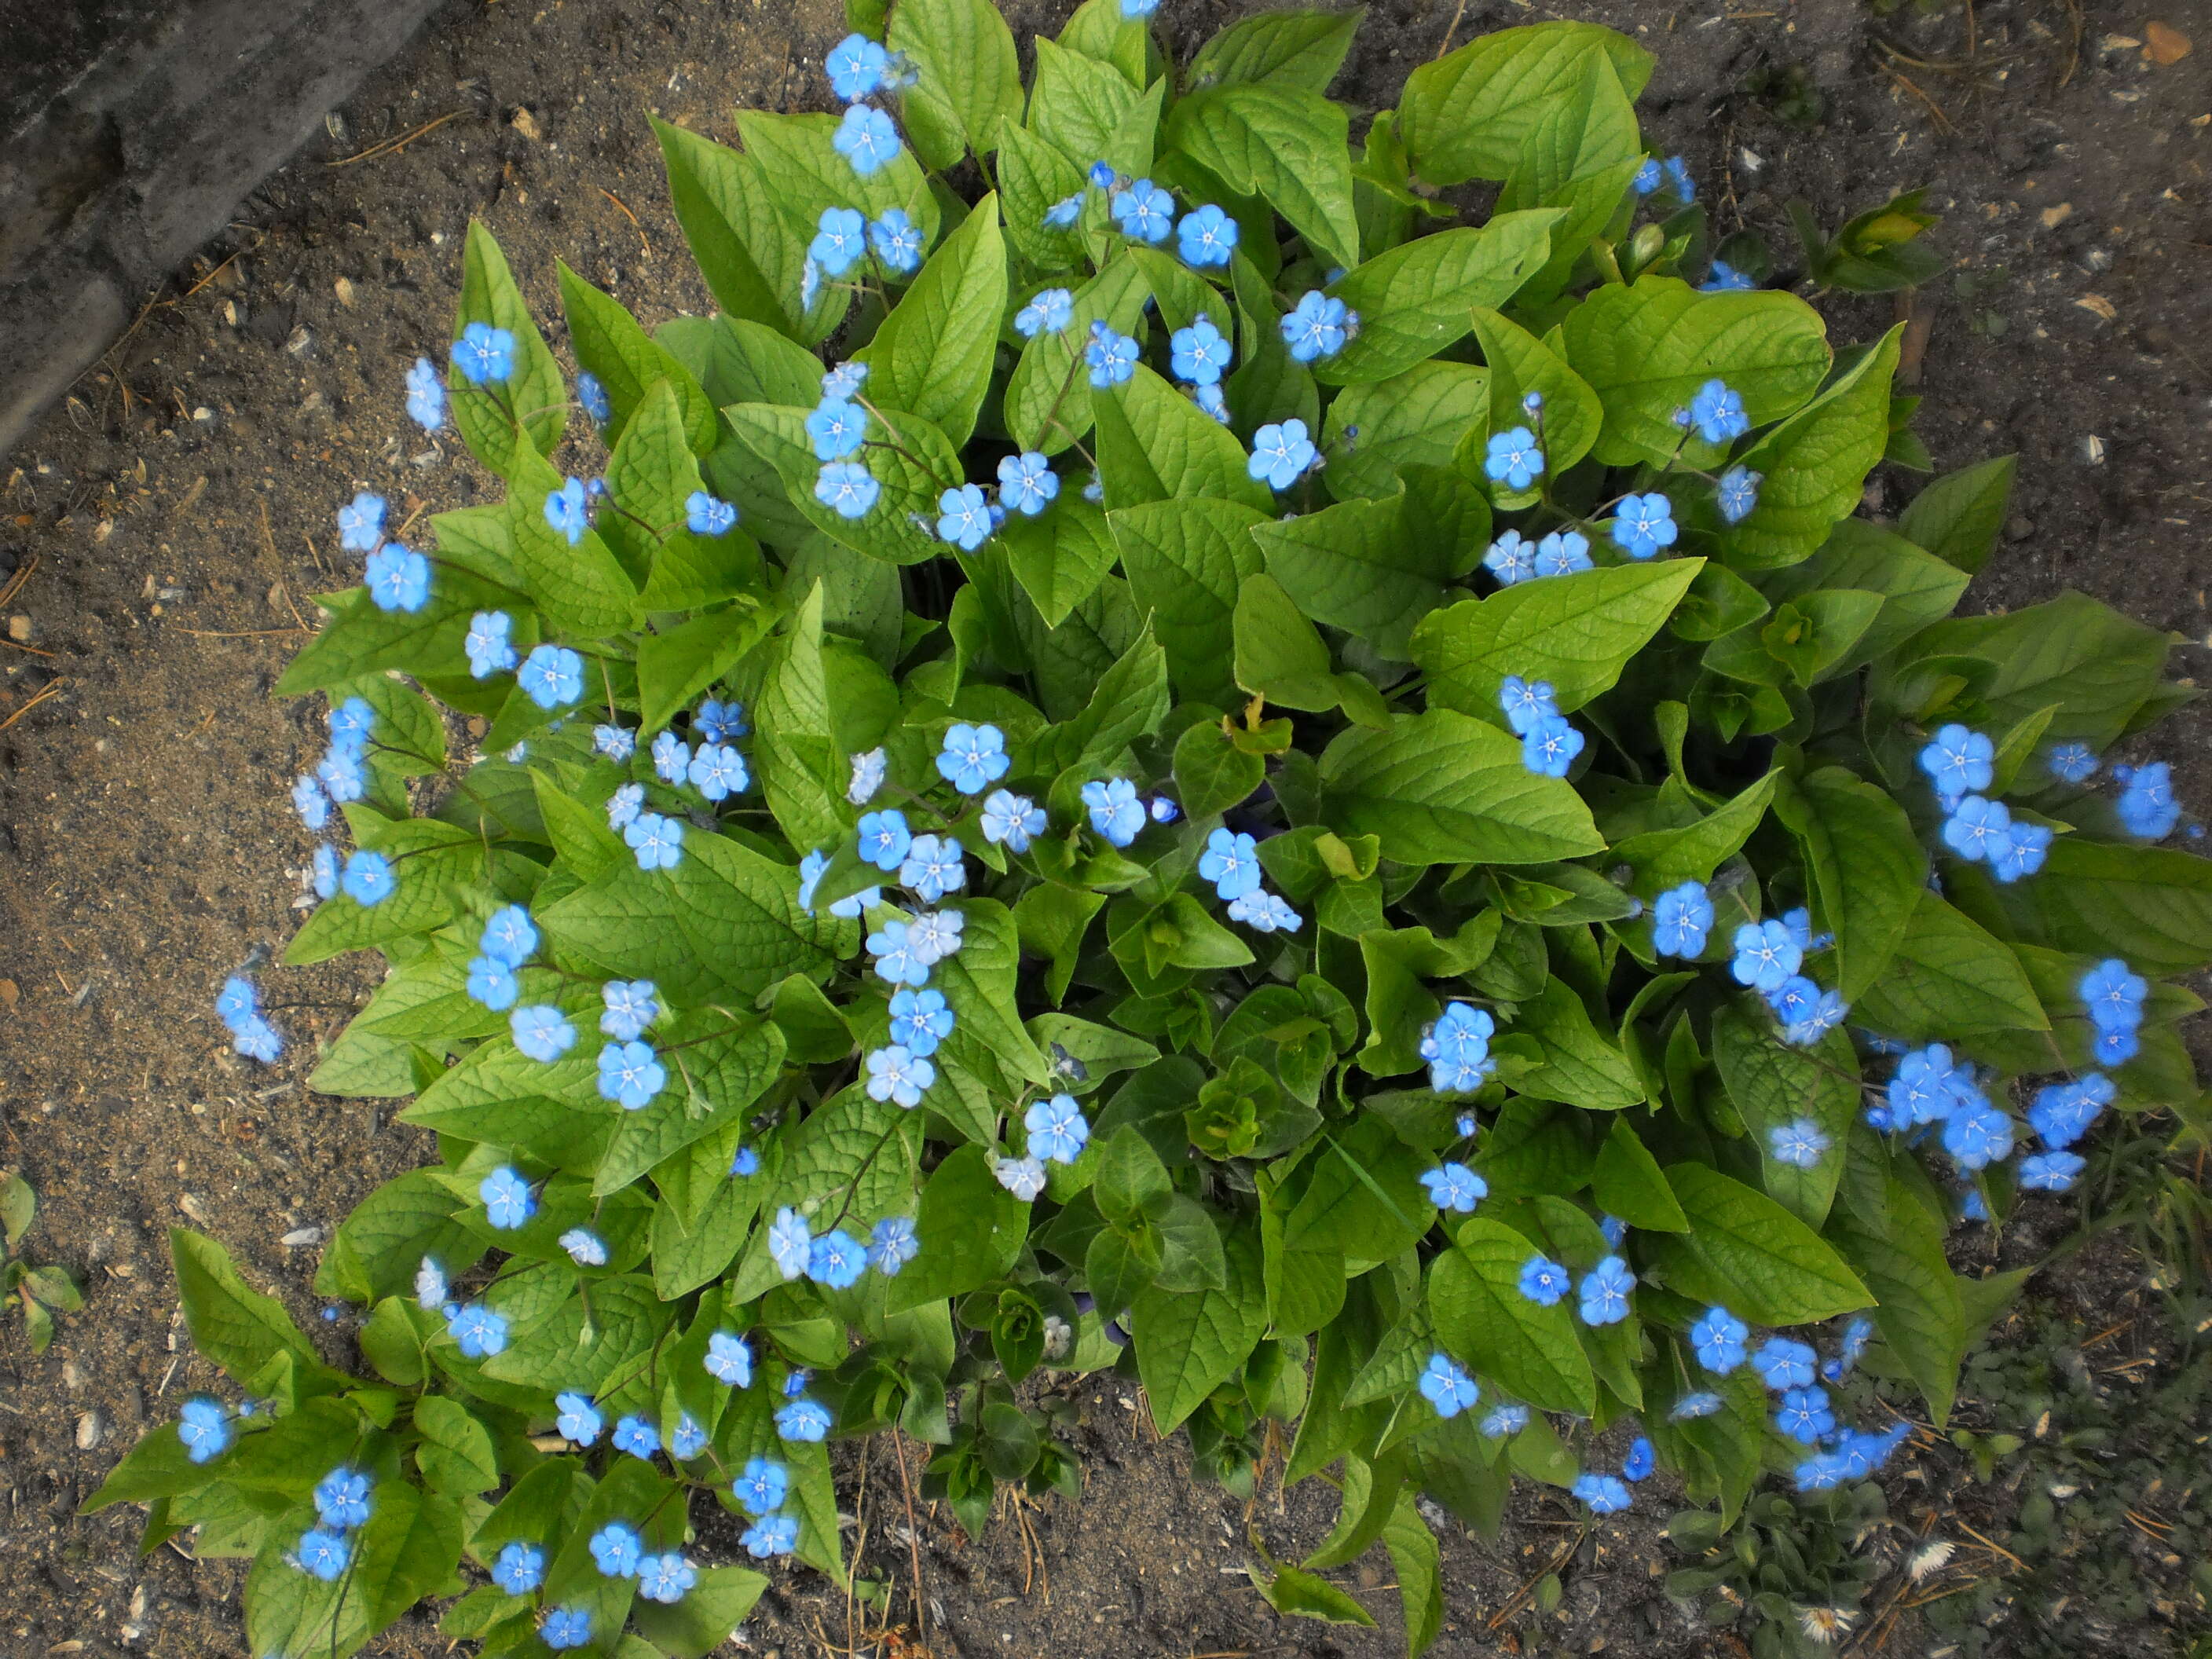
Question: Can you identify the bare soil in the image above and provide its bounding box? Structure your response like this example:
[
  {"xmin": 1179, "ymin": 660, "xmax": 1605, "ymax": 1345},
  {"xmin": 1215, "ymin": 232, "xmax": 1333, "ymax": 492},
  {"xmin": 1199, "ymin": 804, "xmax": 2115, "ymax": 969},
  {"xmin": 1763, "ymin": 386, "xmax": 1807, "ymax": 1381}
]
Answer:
[{"xmin": 1, "ymin": 0, "xmax": 2207, "ymax": 1654}]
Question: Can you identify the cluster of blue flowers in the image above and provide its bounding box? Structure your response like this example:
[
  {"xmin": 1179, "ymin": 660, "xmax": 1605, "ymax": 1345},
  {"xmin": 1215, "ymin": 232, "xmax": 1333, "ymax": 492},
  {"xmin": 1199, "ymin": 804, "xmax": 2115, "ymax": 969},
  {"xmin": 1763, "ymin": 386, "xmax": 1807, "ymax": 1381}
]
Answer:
[
  {"xmin": 409, "ymin": 1254, "xmax": 508, "ymax": 1359},
  {"xmin": 292, "ymin": 1464, "xmax": 375, "ymax": 1582},
  {"xmin": 1730, "ymin": 910, "xmax": 1848, "ymax": 1047},
  {"xmin": 1499, "ymin": 675, "xmax": 1584, "ymax": 778},
  {"xmin": 820, "ymin": 34, "xmax": 910, "ymax": 178},
  {"xmin": 214, "ymin": 972, "xmax": 284, "ymax": 1064},
  {"xmin": 1686, "ymin": 1306, "xmax": 1910, "ymax": 1489},
  {"xmin": 2111, "ymin": 760, "xmax": 2186, "ymax": 840},
  {"xmin": 1632, "ymin": 154, "xmax": 1695, "ymax": 203},
  {"xmin": 1919, "ymin": 723, "xmax": 2053, "ymax": 883},
  {"xmin": 1420, "ymin": 1000, "xmax": 1498, "ymax": 1095}
]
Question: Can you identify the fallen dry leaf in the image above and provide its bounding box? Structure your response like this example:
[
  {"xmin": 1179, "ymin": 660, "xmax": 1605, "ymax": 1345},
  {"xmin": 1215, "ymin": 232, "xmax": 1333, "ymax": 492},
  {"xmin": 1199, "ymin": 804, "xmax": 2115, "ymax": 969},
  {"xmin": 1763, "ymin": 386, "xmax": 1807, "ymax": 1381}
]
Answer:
[
  {"xmin": 2076, "ymin": 293, "xmax": 2119, "ymax": 320},
  {"xmin": 2042, "ymin": 203, "xmax": 2075, "ymax": 229},
  {"xmin": 2147, "ymin": 20, "xmax": 2192, "ymax": 63}
]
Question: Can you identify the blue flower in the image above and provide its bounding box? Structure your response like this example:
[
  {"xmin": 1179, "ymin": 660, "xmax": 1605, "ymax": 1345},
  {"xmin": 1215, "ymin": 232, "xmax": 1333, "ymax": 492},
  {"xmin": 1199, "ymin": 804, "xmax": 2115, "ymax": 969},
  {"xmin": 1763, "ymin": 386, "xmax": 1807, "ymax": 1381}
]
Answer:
[
  {"xmin": 291, "ymin": 773, "xmax": 331, "ymax": 830},
  {"xmin": 815, "ymin": 459, "xmax": 881, "ymax": 520},
  {"xmin": 1692, "ymin": 1306, "xmax": 1749, "ymax": 1373},
  {"xmin": 685, "ymin": 492, "xmax": 737, "ymax": 536},
  {"xmin": 1752, "ymin": 1337, "xmax": 1817, "ymax": 1390},
  {"xmin": 1418, "ymin": 1353, "xmax": 1479, "ymax": 1418},
  {"xmin": 1653, "ymin": 881, "xmax": 1714, "ymax": 958},
  {"xmin": 1085, "ymin": 323, "xmax": 1139, "ymax": 388},
  {"xmin": 555, "ymin": 1392, "xmax": 605, "ymax": 1445},
  {"xmin": 1633, "ymin": 159, "xmax": 1664, "ymax": 195},
  {"xmin": 868, "ymin": 919, "xmax": 930, "ymax": 987},
  {"xmin": 897, "ymin": 837, "xmax": 964, "ymax": 906},
  {"xmin": 826, "ymin": 31, "xmax": 888, "ymax": 100},
  {"xmin": 688, "ymin": 742, "xmax": 749, "ymax": 802},
  {"xmin": 1192, "ymin": 381, "xmax": 1232, "ymax": 425},
  {"xmin": 518, "ymin": 645, "xmax": 584, "ymax": 709},
  {"xmin": 1197, "ymin": 827, "xmax": 1262, "ymax": 902},
  {"xmin": 480, "ymin": 904, "xmax": 537, "ymax": 965},
  {"xmin": 315, "ymin": 745, "xmax": 364, "ymax": 805},
  {"xmin": 907, "ymin": 909, "xmax": 964, "ymax": 964},
  {"xmin": 1768, "ymin": 1119, "xmax": 1830, "ymax": 1168},
  {"xmin": 452, "ymin": 321, "xmax": 517, "ymax": 384},
  {"xmin": 1669, "ymin": 1391, "xmax": 1723, "ymax": 1421},
  {"xmin": 542, "ymin": 1607, "xmax": 594, "ymax": 1650},
  {"xmin": 1782, "ymin": 987, "xmax": 1850, "ymax": 1047},
  {"xmin": 870, "ymin": 207, "xmax": 924, "ymax": 273},
  {"xmin": 2080, "ymin": 958, "xmax": 2147, "ymax": 1031},
  {"xmin": 768, "ymin": 1207, "xmax": 812, "ymax": 1281},
  {"xmin": 328, "ymin": 695, "xmax": 374, "ymax": 749},
  {"xmin": 808, "ymin": 1229, "xmax": 868, "ymax": 1288},
  {"xmin": 1609, "ymin": 493, "xmax": 1678, "ymax": 559},
  {"xmin": 599, "ymin": 980, "xmax": 658, "ymax": 1042},
  {"xmin": 1281, "ymin": 291, "xmax": 1352, "ymax": 363},
  {"xmin": 2117, "ymin": 760, "xmax": 2181, "ymax": 838},
  {"xmin": 1919, "ymin": 723, "xmax": 1994, "ymax": 797},
  {"xmin": 296, "ymin": 1528, "xmax": 352, "ymax": 1580},
  {"xmin": 1702, "ymin": 259, "xmax": 1756, "ymax": 291},
  {"xmin": 405, "ymin": 357, "xmax": 445, "ymax": 430},
  {"xmin": 733, "ymin": 1456, "xmax": 793, "ymax": 1516},
  {"xmin": 1520, "ymin": 712, "xmax": 1584, "ymax": 777},
  {"xmin": 511, "ymin": 1005, "xmax": 576, "ymax": 1063},
  {"xmin": 1042, "ymin": 192, "xmax": 1084, "ymax": 229},
  {"xmin": 492, "ymin": 1541, "xmax": 545, "ymax": 1595},
  {"xmin": 1248, "ymin": 418, "xmax": 1317, "ymax": 490},
  {"xmin": 695, "ymin": 697, "xmax": 747, "ymax": 744},
  {"xmin": 1011, "ymin": 290, "xmax": 1077, "ymax": 343},
  {"xmin": 1518, "ymin": 1255, "xmax": 1570, "ymax": 1306},
  {"xmin": 1420, "ymin": 1163, "xmax": 1486, "ymax": 1214},
  {"xmin": 799, "ymin": 257, "xmax": 822, "ymax": 311},
  {"xmin": 1766, "ymin": 973, "xmax": 1819, "ymax": 1024},
  {"xmin": 594, "ymin": 723, "xmax": 635, "ymax": 760},
  {"xmin": 731, "ymin": 1145, "xmax": 760, "ymax": 1177},
  {"xmin": 232, "ymin": 1015, "xmax": 284, "ymax": 1063},
  {"xmin": 936, "ymin": 483, "xmax": 993, "ymax": 551},
  {"xmin": 936, "ymin": 722, "xmax": 1010, "ymax": 794},
  {"xmin": 885, "ymin": 991, "xmax": 953, "ymax": 1061},
  {"xmin": 1082, "ymin": 778, "xmax": 1144, "ymax": 846},
  {"xmin": 336, "ymin": 492, "xmax": 386, "ymax": 554},
  {"xmin": 365, "ymin": 544, "xmax": 430, "ymax": 612},
  {"xmin": 1481, "ymin": 1403, "xmax": 1529, "ymax": 1437},
  {"xmin": 611, "ymin": 1414, "xmax": 661, "ymax": 1459},
  {"xmin": 314, "ymin": 1467, "xmax": 373, "ymax": 1531},
  {"xmin": 1702, "ymin": 478, "xmax": 1758, "ymax": 545},
  {"xmin": 590, "ymin": 1522, "xmax": 644, "ymax": 1577},
  {"xmin": 1177, "ymin": 203, "xmax": 1239, "ymax": 267},
  {"xmin": 822, "ymin": 361, "xmax": 868, "ymax": 402},
  {"xmin": 1622, "ymin": 1437, "xmax": 1656, "ymax": 1481},
  {"xmin": 833, "ymin": 103, "xmax": 901, "ymax": 174},
  {"xmin": 1943, "ymin": 1095, "xmax": 2013, "ymax": 1169},
  {"xmin": 865, "ymin": 1044, "xmax": 934, "ymax": 1108},
  {"xmin": 996, "ymin": 450, "xmax": 1060, "ymax": 518},
  {"xmin": 455, "ymin": 612, "xmax": 516, "ymax": 683},
  {"xmin": 742, "ymin": 1514, "xmax": 799, "ymax": 1558},
  {"xmin": 1170, "ymin": 315, "xmax": 1232, "ymax": 386},
  {"xmin": 178, "ymin": 1397, "xmax": 229, "ymax": 1463},
  {"xmin": 1225, "ymin": 890, "xmax": 1303, "ymax": 934},
  {"xmin": 1662, "ymin": 156, "xmax": 1694, "ymax": 200},
  {"xmin": 1573, "ymin": 1474, "xmax": 1632, "ymax": 1514},
  {"xmin": 777, "ymin": 1397, "xmax": 833, "ymax": 1441},
  {"xmin": 1687, "ymin": 379, "xmax": 1749, "ymax": 444},
  {"xmin": 341, "ymin": 849, "xmax": 395, "ymax": 906},
  {"xmin": 559, "ymin": 1228, "xmax": 609, "ymax": 1270},
  {"xmin": 1776, "ymin": 1386, "xmax": 1836, "ymax": 1444},
  {"xmin": 598, "ymin": 1039, "xmax": 666, "ymax": 1110},
  {"xmin": 1533, "ymin": 529, "xmax": 1593, "ymax": 577},
  {"xmin": 1578, "ymin": 1255, "xmax": 1635, "ymax": 1325},
  {"xmin": 1498, "ymin": 676, "xmax": 1559, "ymax": 736},
  {"xmin": 705, "ymin": 1331, "xmax": 753, "ymax": 1388},
  {"xmin": 1941, "ymin": 794, "xmax": 2012, "ymax": 864},
  {"xmin": 415, "ymin": 1258, "xmax": 448, "ymax": 1309},
  {"xmin": 215, "ymin": 975, "xmax": 259, "ymax": 1032},
  {"xmin": 980, "ymin": 789, "xmax": 1046, "ymax": 852},
  {"xmin": 638, "ymin": 1552, "xmax": 698, "ymax": 1604},
  {"xmin": 1120, "ymin": 0, "xmax": 1159, "ymax": 14},
  {"xmin": 1990, "ymin": 821, "xmax": 2053, "ymax": 884},
  {"xmin": 311, "ymin": 844, "xmax": 339, "ymax": 899},
  {"xmin": 1888, "ymin": 1044, "xmax": 1965, "ymax": 1126},
  {"xmin": 1484, "ymin": 427, "xmax": 1544, "ymax": 489},
  {"xmin": 624, "ymin": 812, "xmax": 685, "ymax": 870},
  {"xmin": 480, "ymin": 1166, "xmax": 537, "ymax": 1229},
  {"xmin": 2020, "ymin": 1149, "xmax": 2085, "ymax": 1191},
  {"xmin": 544, "ymin": 476, "xmax": 590, "ymax": 545},
  {"xmin": 446, "ymin": 1302, "xmax": 507, "ymax": 1357},
  {"xmin": 1421, "ymin": 1002, "xmax": 1496, "ymax": 1095},
  {"xmin": 856, "ymin": 808, "xmax": 913, "ymax": 873},
  {"xmin": 806, "ymin": 396, "xmax": 869, "ymax": 461},
  {"xmin": 651, "ymin": 731, "xmax": 690, "ymax": 786},
  {"xmin": 996, "ymin": 1153, "xmax": 1049, "ymax": 1200},
  {"xmin": 1111, "ymin": 178, "xmax": 1174, "ymax": 243},
  {"xmin": 1730, "ymin": 918, "xmax": 1803, "ymax": 993},
  {"xmin": 1026, "ymin": 1093, "xmax": 1090, "ymax": 1164},
  {"xmin": 576, "ymin": 371, "xmax": 611, "ymax": 427},
  {"xmin": 1483, "ymin": 531, "xmax": 1536, "ymax": 585},
  {"xmin": 2046, "ymin": 742, "xmax": 2098, "ymax": 784},
  {"xmin": 2030, "ymin": 1074, "xmax": 2112, "ymax": 1148}
]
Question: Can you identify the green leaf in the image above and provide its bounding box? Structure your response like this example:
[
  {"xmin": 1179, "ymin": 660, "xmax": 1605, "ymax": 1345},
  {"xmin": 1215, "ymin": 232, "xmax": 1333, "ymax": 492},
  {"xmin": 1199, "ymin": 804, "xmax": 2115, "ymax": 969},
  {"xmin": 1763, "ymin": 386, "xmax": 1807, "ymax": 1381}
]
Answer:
[
  {"xmin": 1096, "ymin": 364, "xmax": 1273, "ymax": 513},
  {"xmin": 1646, "ymin": 1164, "xmax": 1872, "ymax": 1325},
  {"xmin": 735, "ymin": 106, "xmax": 939, "ymax": 270},
  {"xmin": 1899, "ymin": 453, "xmax": 2016, "ymax": 575},
  {"xmin": 501, "ymin": 443, "xmax": 640, "ymax": 636},
  {"xmin": 599, "ymin": 1020, "xmax": 786, "ymax": 1196},
  {"xmin": 1852, "ymin": 891, "xmax": 2047, "ymax": 1038},
  {"xmin": 1164, "ymin": 83, "xmax": 1361, "ymax": 271},
  {"xmin": 1711, "ymin": 1007, "xmax": 1858, "ymax": 1227},
  {"xmin": 1469, "ymin": 304, "xmax": 1604, "ymax": 477},
  {"xmin": 482, "ymin": 1275, "xmax": 672, "ymax": 1393},
  {"xmin": 1317, "ymin": 710, "xmax": 1603, "ymax": 866},
  {"xmin": 542, "ymin": 829, "xmax": 851, "ymax": 1007},
  {"xmin": 1248, "ymin": 1562, "xmax": 1379, "ymax": 1626},
  {"xmin": 1133, "ymin": 1224, "xmax": 1268, "ymax": 1432},
  {"xmin": 1028, "ymin": 617, "xmax": 1171, "ymax": 778},
  {"xmin": 1514, "ymin": 978, "xmax": 1645, "ymax": 1111},
  {"xmin": 930, "ymin": 899, "xmax": 1049, "ymax": 1086},
  {"xmin": 1316, "ymin": 212, "xmax": 1560, "ymax": 386},
  {"xmin": 1562, "ymin": 276, "xmax": 1831, "ymax": 469},
  {"xmin": 1722, "ymin": 324, "xmax": 1903, "ymax": 569},
  {"xmin": 1827, "ymin": 1134, "xmax": 1966, "ymax": 1425},
  {"xmin": 1027, "ymin": 38, "xmax": 1148, "ymax": 173},
  {"xmin": 1106, "ymin": 497, "xmax": 1269, "ymax": 706},
  {"xmin": 2014, "ymin": 837, "xmax": 2212, "ymax": 974},
  {"xmin": 449, "ymin": 221, "xmax": 567, "ymax": 476},
  {"xmin": 1004, "ymin": 254, "xmax": 1153, "ymax": 456},
  {"xmin": 633, "ymin": 1564, "xmax": 770, "ymax": 1658},
  {"xmin": 1322, "ymin": 360, "xmax": 1489, "ymax": 500},
  {"xmin": 1610, "ymin": 770, "xmax": 1777, "ymax": 892},
  {"xmin": 1591, "ymin": 1117, "xmax": 1689, "ymax": 1232},
  {"xmin": 556, "ymin": 262, "xmax": 719, "ymax": 453},
  {"xmin": 888, "ymin": 0, "xmax": 1022, "ymax": 168},
  {"xmin": 1189, "ymin": 9, "xmax": 1361, "ymax": 91},
  {"xmin": 998, "ymin": 494, "xmax": 1118, "ymax": 628},
  {"xmin": 170, "ymin": 1229, "xmax": 316, "ymax": 1384},
  {"xmin": 273, "ymin": 576, "xmax": 502, "ymax": 698},
  {"xmin": 1431, "ymin": 1218, "xmax": 1597, "ymax": 1413},
  {"xmin": 1400, "ymin": 21, "xmax": 1653, "ymax": 186},
  {"xmin": 1497, "ymin": 44, "xmax": 1641, "ymax": 206},
  {"xmin": 1253, "ymin": 484, "xmax": 1481, "ymax": 661},
  {"xmin": 1174, "ymin": 718, "xmax": 1267, "ymax": 819},
  {"xmin": 889, "ymin": 1145, "xmax": 1029, "ymax": 1311},
  {"xmin": 1784, "ymin": 767, "xmax": 1928, "ymax": 1002},
  {"xmin": 1412, "ymin": 560, "xmax": 1704, "ymax": 717},
  {"xmin": 0, "ymin": 1174, "xmax": 31, "ymax": 1250},
  {"xmin": 1890, "ymin": 591, "xmax": 2173, "ymax": 749},
  {"xmin": 1755, "ymin": 519, "xmax": 1968, "ymax": 676},
  {"xmin": 1382, "ymin": 1488, "xmax": 1445, "ymax": 1657},
  {"xmin": 855, "ymin": 194, "xmax": 1007, "ymax": 445},
  {"xmin": 412, "ymin": 1395, "xmax": 499, "ymax": 1494},
  {"xmin": 637, "ymin": 597, "xmax": 774, "ymax": 735},
  {"xmin": 1236, "ymin": 572, "xmax": 1338, "ymax": 711},
  {"xmin": 653, "ymin": 118, "xmax": 802, "ymax": 337},
  {"xmin": 314, "ymin": 1168, "xmax": 480, "ymax": 1303},
  {"xmin": 749, "ymin": 584, "xmax": 847, "ymax": 853},
  {"xmin": 724, "ymin": 400, "xmax": 963, "ymax": 566},
  {"xmin": 998, "ymin": 118, "xmax": 1090, "ymax": 269}
]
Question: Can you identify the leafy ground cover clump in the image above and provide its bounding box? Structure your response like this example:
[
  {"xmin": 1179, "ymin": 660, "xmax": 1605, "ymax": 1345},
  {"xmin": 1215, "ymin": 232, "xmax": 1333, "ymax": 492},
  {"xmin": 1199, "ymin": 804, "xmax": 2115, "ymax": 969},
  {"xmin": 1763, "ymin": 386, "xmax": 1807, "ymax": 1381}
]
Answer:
[{"xmin": 83, "ymin": 3, "xmax": 2211, "ymax": 1655}]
